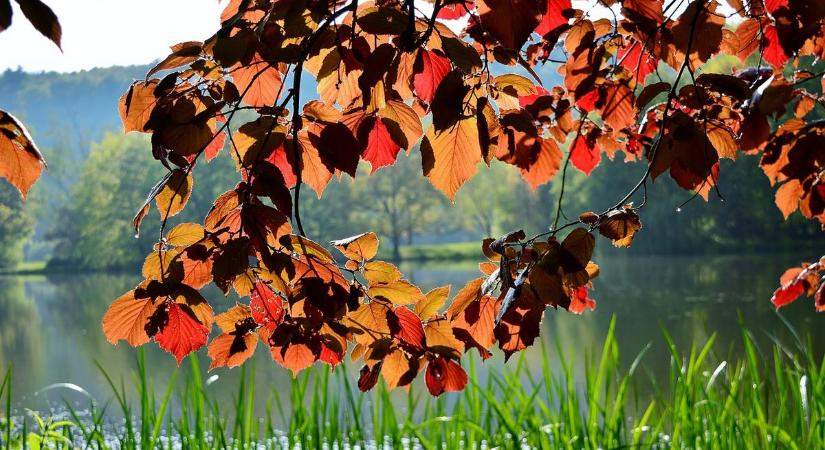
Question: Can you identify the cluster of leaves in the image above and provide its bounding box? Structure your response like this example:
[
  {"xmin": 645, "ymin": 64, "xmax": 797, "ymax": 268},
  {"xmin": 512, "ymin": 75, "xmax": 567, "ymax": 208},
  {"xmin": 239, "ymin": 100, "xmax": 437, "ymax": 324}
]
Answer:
[
  {"xmin": 99, "ymin": 0, "xmax": 825, "ymax": 395},
  {"xmin": 0, "ymin": 0, "xmax": 59, "ymax": 199}
]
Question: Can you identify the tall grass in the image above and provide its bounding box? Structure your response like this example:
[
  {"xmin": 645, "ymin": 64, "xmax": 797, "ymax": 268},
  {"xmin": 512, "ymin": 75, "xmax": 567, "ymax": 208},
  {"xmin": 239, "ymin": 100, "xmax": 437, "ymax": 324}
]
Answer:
[{"xmin": 2, "ymin": 315, "xmax": 825, "ymax": 449}]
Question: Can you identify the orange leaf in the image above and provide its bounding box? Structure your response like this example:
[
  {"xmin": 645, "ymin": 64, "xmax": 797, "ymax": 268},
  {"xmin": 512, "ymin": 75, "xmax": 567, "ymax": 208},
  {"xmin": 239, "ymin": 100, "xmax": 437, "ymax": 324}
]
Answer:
[
  {"xmin": 382, "ymin": 349, "xmax": 419, "ymax": 389},
  {"xmin": 331, "ymin": 232, "xmax": 380, "ymax": 261},
  {"xmin": 232, "ymin": 55, "xmax": 282, "ymax": 108},
  {"xmin": 520, "ymin": 138, "xmax": 563, "ymax": 190},
  {"xmin": 451, "ymin": 295, "xmax": 499, "ymax": 359},
  {"xmin": 0, "ymin": 110, "xmax": 46, "ymax": 199},
  {"xmin": 421, "ymin": 116, "xmax": 482, "ymax": 201},
  {"xmin": 118, "ymin": 80, "xmax": 159, "ymax": 133},
  {"xmin": 208, "ymin": 332, "xmax": 258, "ymax": 370},
  {"xmin": 271, "ymin": 342, "xmax": 316, "ymax": 376},
  {"xmin": 102, "ymin": 291, "xmax": 160, "ymax": 347}
]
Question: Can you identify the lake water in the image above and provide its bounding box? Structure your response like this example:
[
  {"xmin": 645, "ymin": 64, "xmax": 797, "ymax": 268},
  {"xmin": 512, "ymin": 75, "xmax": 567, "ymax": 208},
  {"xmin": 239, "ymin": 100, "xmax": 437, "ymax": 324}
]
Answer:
[{"xmin": 2, "ymin": 252, "xmax": 825, "ymax": 414}]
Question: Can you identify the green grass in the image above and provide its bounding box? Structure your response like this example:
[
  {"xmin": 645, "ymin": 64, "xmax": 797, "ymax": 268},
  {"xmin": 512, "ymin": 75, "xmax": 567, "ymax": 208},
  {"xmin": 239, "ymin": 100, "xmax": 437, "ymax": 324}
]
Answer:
[
  {"xmin": 378, "ymin": 242, "xmax": 482, "ymax": 261},
  {"xmin": 0, "ymin": 261, "xmax": 47, "ymax": 275},
  {"xmin": 2, "ymin": 316, "xmax": 825, "ymax": 449}
]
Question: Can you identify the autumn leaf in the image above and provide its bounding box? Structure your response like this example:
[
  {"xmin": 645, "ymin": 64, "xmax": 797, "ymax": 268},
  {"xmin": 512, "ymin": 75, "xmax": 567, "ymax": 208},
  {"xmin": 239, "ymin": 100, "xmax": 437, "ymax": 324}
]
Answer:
[
  {"xmin": 521, "ymin": 138, "xmax": 563, "ymax": 190},
  {"xmin": 363, "ymin": 260, "xmax": 403, "ymax": 285},
  {"xmin": 415, "ymin": 286, "xmax": 450, "ymax": 320},
  {"xmin": 102, "ymin": 290, "xmax": 160, "ymax": 347},
  {"xmin": 232, "ymin": 54, "xmax": 282, "ymax": 108},
  {"xmin": 476, "ymin": 0, "xmax": 542, "ymax": 49},
  {"xmin": 452, "ymin": 295, "xmax": 499, "ymax": 359},
  {"xmin": 535, "ymin": 0, "xmax": 571, "ymax": 35},
  {"xmin": 598, "ymin": 207, "xmax": 642, "ymax": 248},
  {"xmin": 17, "ymin": 0, "xmax": 61, "ymax": 49},
  {"xmin": 166, "ymin": 223, "xmax": 205, "ymax": 247},
  {"xmin": 119, "ymin": 81, "xmax": 159, "ymax": 133},
  {"xmin": 421, "ymin": 116, "xmax": 482, "ymax": 201},
  {"xmin": 332, "ymin": 232, "xmax": 380, "ymax": 262},
  {"xmin": 250, "ymin": 281, "xmax": 285, "ymax": 331},
  {"xmin": 425, "ymin": 357, "xmax": 468, "ymax": 396},
  {"xmin": 155, "ymin": 302, "xmax": 210, "ymax": 365},
  {"xmin": 0, "ymin": 110, "xmax": 46, "ymax": 199},
  {"xmin": 413, "ymin": 50, "xmax": 452, "ymax": 104},
  {"xmin": 382, "ymin": 349, "xmax": 419, "ymax": 389},
  {"xmin": 368, "ymin": 279, "xmax": 425, "ymax": 305},
  {"xmin": 155, "ymin": 169, "xmax": 193, "ymax": 220},
  {"xmin": 208, "ymin": 332, "xmax": 258, "ymax": 370},
  {"xmin": 270, "ymin": 342, "xmax": 316, "ymax": 377},
  {"xmin": 388, "ymin": 306, "xmax": 426, "ymax": 350},
  {"xmin": 570, "ymin": 130, "xmax": 600, "ymax": 176}
]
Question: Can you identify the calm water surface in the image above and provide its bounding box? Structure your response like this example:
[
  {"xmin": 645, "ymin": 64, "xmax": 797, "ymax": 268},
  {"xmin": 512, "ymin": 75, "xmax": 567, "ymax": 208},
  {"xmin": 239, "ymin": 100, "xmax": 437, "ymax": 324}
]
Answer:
[{"xmin": 2, "ymin": 253, "xmax": 824, "ymax": 413}]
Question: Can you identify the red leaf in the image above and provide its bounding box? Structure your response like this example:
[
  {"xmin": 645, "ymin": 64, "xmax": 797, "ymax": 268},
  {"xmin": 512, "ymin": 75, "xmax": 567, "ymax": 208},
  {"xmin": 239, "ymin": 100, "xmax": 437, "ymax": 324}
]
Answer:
[
  {"xmin": 155, "ymin": 303, "xmax": 210, "ymax": 365},
  {"xmin": 320, "ymin": 343, "xmax": 344, "ymax": 367},
  {"xmin": 771, "ymin": 280, "xmax": 805, "ymax": 309},
  {"xmin": 570, "ymin": 132, "xmax": 600, "ymax": 176},
  {"xmin": 764, "ymin": 0, "xmax": 787, "ymax": 13},
  {"xmin": 413, "ymin": 50, "xmax": 452, "ymax": 104},
  {"xmin": 816, "ymin": 282, "xmax": 825, "ymax": 312},
  {"xmin": 362, "ymin": 117, "xmax": 401, "ymax": 173},
  {"xmin": 205, "ymin": 130, "xmax": 226, "ymax": 161},
  {"xmin": 535, "ymin": 0, "xmax": 571, "ymax": 35},
  {"xmin": 569, "ymin": 286, "xmax": 596, "ymax": 314},
  {"xmin": 358, "ymin": 364, "xmax": 381, "ymax": 391},
  {"xmin": 762, "ymin": 25, "xmax": 788, "ymax": 68},
  {"xmin": 265, "ymin": 144, "xmax": 297, "ymax": 186},
  {"xmin": 618, "ymin": 42, "xmax": 658, "ymax": 83},
  {"xmin": 518, "ymin": 85, "xmax": 550, "ymax": 108},
  {"xmin": 425, "ymin": 357, "xmax": 468, "ymax": 396},
  {"xmin": 250, "ymin": 281, "xmax": 285, "ymax": 331},
  {"xmin": 437, "ymin": 1, "xmax": 474, "ymax": 19},
  {"xmin": 388, "ymin": 307, "xmax": 426, "ymax": 350}
]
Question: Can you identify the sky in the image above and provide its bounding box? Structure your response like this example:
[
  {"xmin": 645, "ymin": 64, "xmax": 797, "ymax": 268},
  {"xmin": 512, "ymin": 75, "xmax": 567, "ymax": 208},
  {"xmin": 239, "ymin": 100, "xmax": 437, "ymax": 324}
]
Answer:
[
  {"xmin": 0, "ymin": 0, "xmax": 225, "ymax": 72},
  {"xmin": 0, "ymin": 0, "xmax": 725, "ymax": 73}
]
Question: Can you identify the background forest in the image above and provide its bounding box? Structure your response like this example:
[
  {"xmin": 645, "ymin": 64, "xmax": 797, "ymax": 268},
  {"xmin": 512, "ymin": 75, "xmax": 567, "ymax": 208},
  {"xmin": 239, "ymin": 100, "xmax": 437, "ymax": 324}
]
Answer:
[{"xmin": 0, "ymin": 61, "xmax": 822, "ymax": 271}]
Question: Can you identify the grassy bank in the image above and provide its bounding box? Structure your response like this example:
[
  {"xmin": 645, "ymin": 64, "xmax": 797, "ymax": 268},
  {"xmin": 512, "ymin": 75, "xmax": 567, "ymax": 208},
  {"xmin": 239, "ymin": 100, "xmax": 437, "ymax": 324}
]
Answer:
[
  {"xmin": 376, "ymin": 242, "xmax": 482, "ymax": 262},
  {"xmin": 2, "ymin": 317, "xmax": 825, "ymax": 449}
]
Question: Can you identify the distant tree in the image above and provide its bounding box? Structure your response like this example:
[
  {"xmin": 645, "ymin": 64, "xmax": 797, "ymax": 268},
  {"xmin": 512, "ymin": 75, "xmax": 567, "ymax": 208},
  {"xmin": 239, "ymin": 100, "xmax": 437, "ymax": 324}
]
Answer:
[
  {"xmin": 351, "ymin": 152, "xmax": 443, "ymax": 260},
  {"xmin": 0, "ymin": 182, "xmax": 34, "ymax": 267},
  {"xmin": 48, "ymin": 133, "xmax": 236, "ymax": 269}
]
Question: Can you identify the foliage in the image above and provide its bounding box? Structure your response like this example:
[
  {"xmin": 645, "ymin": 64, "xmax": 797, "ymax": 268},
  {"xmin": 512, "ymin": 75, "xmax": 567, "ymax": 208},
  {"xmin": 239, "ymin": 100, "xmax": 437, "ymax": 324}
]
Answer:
[
  {"xmin": 6, "ymin": 321, "xmax": 825, "ymax": 448},
  {"xmin": 93, "ymin": 0, "xmax": 825, "ymax": 395}
]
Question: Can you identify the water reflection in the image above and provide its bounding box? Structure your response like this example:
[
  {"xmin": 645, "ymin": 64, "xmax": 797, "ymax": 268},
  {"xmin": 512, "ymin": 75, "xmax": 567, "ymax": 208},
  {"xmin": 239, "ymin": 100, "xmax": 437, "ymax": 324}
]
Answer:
[{"xmin": 1, "ymin": 253, "xmax": 823, "ymax": 410}]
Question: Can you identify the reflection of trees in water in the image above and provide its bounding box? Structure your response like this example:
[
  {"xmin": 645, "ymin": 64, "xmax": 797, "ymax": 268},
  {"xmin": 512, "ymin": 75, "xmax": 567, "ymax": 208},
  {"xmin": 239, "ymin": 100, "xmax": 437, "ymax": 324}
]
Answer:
[{"xmin": 0, "ymin": 277, "xmax": 44, "ymax": 393}]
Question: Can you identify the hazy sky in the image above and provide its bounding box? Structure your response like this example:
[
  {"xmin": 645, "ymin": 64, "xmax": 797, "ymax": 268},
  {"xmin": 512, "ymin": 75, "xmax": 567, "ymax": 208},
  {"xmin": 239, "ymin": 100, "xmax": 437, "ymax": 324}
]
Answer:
[{"xmin": 0, "ymin": 0, "xmax": 224, "ymax": 72}]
